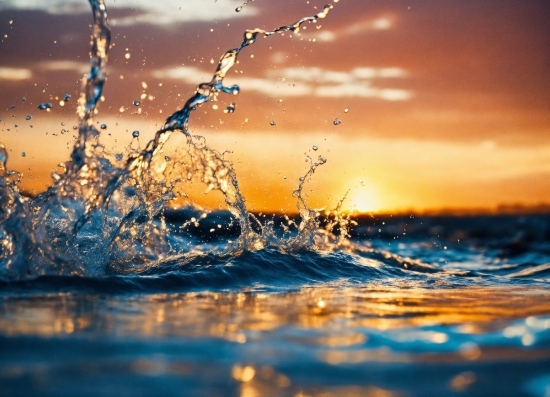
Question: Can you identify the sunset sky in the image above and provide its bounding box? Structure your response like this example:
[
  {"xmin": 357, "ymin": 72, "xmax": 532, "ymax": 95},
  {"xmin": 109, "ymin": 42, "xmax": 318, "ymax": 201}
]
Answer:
[{"xmin": 0, "ymin": 0, "xmax": 549, "ymax": 213}]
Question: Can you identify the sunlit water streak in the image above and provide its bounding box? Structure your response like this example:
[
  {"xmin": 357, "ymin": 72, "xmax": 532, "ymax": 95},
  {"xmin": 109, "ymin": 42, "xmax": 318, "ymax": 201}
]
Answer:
[{"xmin": 0, "ymin": 1, "xmax": 549, "ymax": 396}]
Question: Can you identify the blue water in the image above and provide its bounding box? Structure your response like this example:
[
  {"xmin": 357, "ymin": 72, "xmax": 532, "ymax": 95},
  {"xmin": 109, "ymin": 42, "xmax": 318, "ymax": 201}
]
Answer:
[
  {"xmin": 1, "ymin": 1, "xmax": 550, "ymax": 396},
  {"xmin": 1, "ymin": 212, "xmax": 550, "ymax": 397}
]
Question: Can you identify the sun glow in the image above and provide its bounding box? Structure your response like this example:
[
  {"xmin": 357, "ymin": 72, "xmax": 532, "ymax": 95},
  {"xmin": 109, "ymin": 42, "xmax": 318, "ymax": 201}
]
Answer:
[{"xmin": 347, "ymin": 188, "xmax": 380, "ymax": 213}]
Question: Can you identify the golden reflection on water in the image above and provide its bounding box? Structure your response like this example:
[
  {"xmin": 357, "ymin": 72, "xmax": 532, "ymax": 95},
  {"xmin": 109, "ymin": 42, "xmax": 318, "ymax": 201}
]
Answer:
[
  {"xmin": 2, "ymin": 286, "xmax": 550, "ymax": 342},
  {"xmin": 1, "ymin": 286, "xmax": 550, "ymax": 397}
]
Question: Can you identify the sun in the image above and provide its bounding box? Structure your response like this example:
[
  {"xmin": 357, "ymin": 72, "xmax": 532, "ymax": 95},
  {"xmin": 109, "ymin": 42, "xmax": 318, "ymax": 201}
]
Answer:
[{"xmin": 347, "ymin": 189, "xmax": 381, "ymax": 213}]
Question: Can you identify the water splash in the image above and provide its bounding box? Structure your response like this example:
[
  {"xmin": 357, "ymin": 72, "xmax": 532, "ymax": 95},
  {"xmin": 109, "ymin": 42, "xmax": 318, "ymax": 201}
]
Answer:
[{"xmin": 0, "ymin": 0, "xmax": 340, "ymax": 280}]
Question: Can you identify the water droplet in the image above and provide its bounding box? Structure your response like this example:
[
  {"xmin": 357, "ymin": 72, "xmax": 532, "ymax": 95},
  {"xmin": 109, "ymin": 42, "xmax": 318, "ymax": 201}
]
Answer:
[
  {"xmin": 22, "ymin": 97, "xmax": 26, "ymax": 102},
  {"xmin": 73, "ymin": 125, "xmax": 78, "ymax": 130},
  {"xmin": 64, "ymin": 93, "xmax": 71, "ymax": 101},
  {"xmin": 37, "ymin": 103, "xmax": 52, "ymax": 110},
  {"xmin": 25, "ymin": 115, "xmax": 31, "ymax": 120},
  {"xmin": 21, "ymin": 152, "xmax": 26, "ymax": 157},
  {"xmin": 164, "ymin": 155, "xmax": 171, "ymax": 162},
  {"xmin": 14, "ymin": 124, "xmax": 18, "ymax": 128},
  {"xmin": 270, "ymin": 120, "xmax": 276, "ymax": 126},
  {"xmin": 133, "ymin": 100, "xmax": 140, "ymax": 106},
  {"xmin": 224, "ymin": 102, "xmax": 236, "ymax": 113},
  {"xmin": 100, "ymin": 124, "xmax": 107, "ymax": 129},
  {"xmin": 0, "ymin": 145, "xmax": 7, "ymax": 169},
  {"xmin": 312, "ymin": 145, "xmax": 318, "ymax": 151},
  {"xmin": 235, "ymin": 6, "xmax": 243, "ymax": 12},
  {"xmin": 344, "ymin": 107, "xmax": 350, "ymax": 113},
  {"xmin": 9, "ymin": 104, "xmax": 15, "ymax": 109},
  {"xmin": 132, "ymin": 130, "xmax": 139, "ymax": 138},
  {"xmin": 333, "ymin": 118, "xmax": 341, "ymax": 125},
  {"xmin": 61, "ymin": 122, "xmax": 65, "ymax": 126}
]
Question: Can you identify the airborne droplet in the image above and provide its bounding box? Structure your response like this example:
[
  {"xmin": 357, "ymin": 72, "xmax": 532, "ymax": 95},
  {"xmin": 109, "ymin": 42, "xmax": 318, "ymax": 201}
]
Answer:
[
  {"xmin": 133, "ymin": 100, "xmax": 140, "ymax": 106},
  {"xmin": 270, "ymin": 120, "xmax": 276, "ymax": 126},
  {"xmin": 37, "ymin": 103, "xmax": 52, "ymax": 110},
  {"xmin": 333, "ymin": 118, "xmax": 341, "ymax": 125},
  {"xmin": 0, "ymin": 144, "xmax": 7, "ymax": 169},
  {"xmin": 312, "ymin": 145, "xmax": 318, "ymax": 151},
  {"xmin": 132, "ymin": 130, "xmax": 139, "ymax": 138},
  {"xmin": 224, "ymin": 102, "xmax": 236, "ymax": 113},
  {"xmin": 235, "ymin": 6, "xmax": 243, "ymax": 12},
  {"xmin": 64, "ymin": 94, "xmax": 71, "ymax": 101},
  {"xmin": 25, "ymin": 115, "xmax": 32, "ymax": 120},
  {"xmin": 100, "ymin": 124, "xmax": 107, "ymax": 129}
]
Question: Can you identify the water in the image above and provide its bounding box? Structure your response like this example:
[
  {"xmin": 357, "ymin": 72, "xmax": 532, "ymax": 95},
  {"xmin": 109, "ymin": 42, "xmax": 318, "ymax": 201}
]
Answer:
[{"xmin": 1, "ymin": 1, "xmax": 550, "ymax": 396}]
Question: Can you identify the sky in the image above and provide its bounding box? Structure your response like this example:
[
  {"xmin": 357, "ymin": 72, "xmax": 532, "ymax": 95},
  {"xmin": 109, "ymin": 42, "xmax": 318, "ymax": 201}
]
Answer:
[{"xmin": 0, "ymin": 0, "xmax": 549, "ymax": 213}]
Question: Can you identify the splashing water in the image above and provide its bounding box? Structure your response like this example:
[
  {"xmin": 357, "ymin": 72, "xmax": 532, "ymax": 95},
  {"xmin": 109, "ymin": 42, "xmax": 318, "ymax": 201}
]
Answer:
[{"xmin": 0, "ymin": 0, "xmax": 341, "ymax": 281}]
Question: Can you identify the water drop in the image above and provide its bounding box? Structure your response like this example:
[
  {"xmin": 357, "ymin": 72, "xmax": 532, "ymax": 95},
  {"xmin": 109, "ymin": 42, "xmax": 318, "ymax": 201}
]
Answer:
[
  {"xmin": 312, "ymin": 145, "xmax": 318, "ymax": 151},
  {"xmin": 14, "ymin": 124, "xmax": 18, "ymax": 128},
  {"xmin": 132, "ymin": 130, "xmax": 140, "ymax": 138},
  {"xmin": 100, "ymin": 124, "xmax": 107, "ymax": 129},
  {"xmin": 0, "ymin": 144, "xmax": 7, "ymax": 169},
  {"xmin": 224, "ymin": 102, "xmax": 236, "ymax": 113},
  {"xmin": 270, "ymin": 120, "xmax": 276, "ymax": 126},
  {"xmin": 22, "ymin": 97, "xmax": 26, "ymax": 102},
  {"xmin": 333, "ymin": 118, "xmax": 341, "ymax": 125},
  {"xmin": 133, "ymin": 100, "xmax": 140, "ymax": 106},
  {"xmin": 236, "ymin": 6, "xmax": 243, "ymax": 12},
  {"xmin": 25, "ymin": 115, "xmax": 31, "ymax": 120},
  {"xmin": 164, "ymin": 155, "xmax": 171, "ymax": 162},
  {"xmin": 64, "ymin": 93, "xmax": 71, "ymax": 101},
  {"xmin": 344, "ymin": 107, "xmax": 350, "ymax": 113},
  {"xmin": 9, "ymin": 104, "xmax": 15, "ymax": 109},
  {"xmin": 37, "ymin": 103, "xmax": 52, "ymax": 110},
  {"xmin": 73, "ymin": 125, "xmax": 78, "ymax": 130},
  {"xmin": 21, "ymin": 152, "xmax": 26, "ymax": 157}
]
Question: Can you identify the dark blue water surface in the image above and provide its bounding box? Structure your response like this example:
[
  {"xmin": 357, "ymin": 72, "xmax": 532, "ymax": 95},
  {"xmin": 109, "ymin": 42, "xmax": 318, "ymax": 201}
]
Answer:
[{"xmin": 1, "ymin": 212, "xmax": 550, "ymax": 397}]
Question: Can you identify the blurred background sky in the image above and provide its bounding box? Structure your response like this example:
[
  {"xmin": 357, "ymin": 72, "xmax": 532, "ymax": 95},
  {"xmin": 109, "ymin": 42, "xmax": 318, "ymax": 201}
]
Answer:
[{"xmin": 0, "ymin": 0, "xmax": 549, "ymax": 213}]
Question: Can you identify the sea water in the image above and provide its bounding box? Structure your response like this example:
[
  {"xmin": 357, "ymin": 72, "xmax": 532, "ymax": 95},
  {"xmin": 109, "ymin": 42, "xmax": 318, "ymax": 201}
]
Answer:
[{"xmin": 1, "ymin": 1, "xmax": 550, "ymax": 396}]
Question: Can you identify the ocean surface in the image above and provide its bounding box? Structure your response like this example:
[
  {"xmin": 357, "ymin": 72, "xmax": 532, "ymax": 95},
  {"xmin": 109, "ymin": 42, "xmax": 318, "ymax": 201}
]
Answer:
[
  {"xmin": 1, "ymin": 212, "xmax": 550, "ymax": 397},
  {"xmin": 1, "ymin": 1, "xmax": 550, "ymax": 396}
]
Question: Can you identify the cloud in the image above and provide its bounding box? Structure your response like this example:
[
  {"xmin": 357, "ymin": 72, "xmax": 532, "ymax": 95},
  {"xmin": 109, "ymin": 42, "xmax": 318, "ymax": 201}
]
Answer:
[
  {"xmin": 271, "ymin": 67, "xmax": 408, "ymax": 82},
  {"xmin": 0, "ymin": 0, "xmax": 257, "ymax": 25},
  {"xmin": 0, "ymin": 67, "xmax": 32, "ymax": 80},
  {"xmin": 152, "ymin": 65, "xmax": 412, "ymax": 101},
  {"xmin": 152, "ymin": 66, "xmax": 312, "ymax": 96},
  {"xmin": 39, "ymin": 60, "xmax": 89, "ymax": 74},
  {"xmin": 298, "ymin": 16, "xmax": 395, "ymax": 42},
  {"xmin": 315, "ymin": 83, "xmax": 413, "ymax": 101},
  {"xmin": 152, "ymin": 65, "xmax": 211, "ymax": 83}
]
